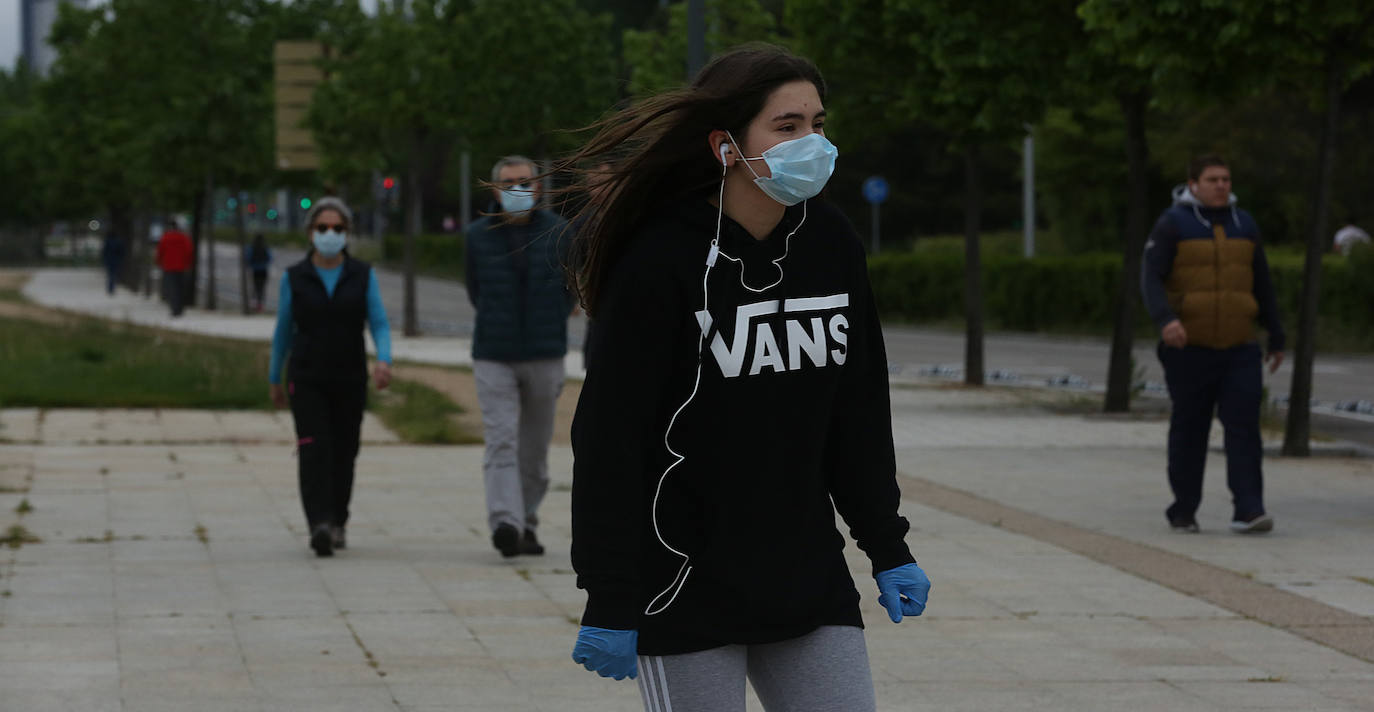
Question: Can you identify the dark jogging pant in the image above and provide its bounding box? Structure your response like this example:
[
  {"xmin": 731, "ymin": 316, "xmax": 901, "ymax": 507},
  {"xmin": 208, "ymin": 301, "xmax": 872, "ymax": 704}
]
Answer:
[
  {"xmin": 1157, "ymin": 342, "xmax": 1265, "ymax": 522},
  {"xmin": 288, "ymin": 376, "xmax": 367, "ymax": 530}
]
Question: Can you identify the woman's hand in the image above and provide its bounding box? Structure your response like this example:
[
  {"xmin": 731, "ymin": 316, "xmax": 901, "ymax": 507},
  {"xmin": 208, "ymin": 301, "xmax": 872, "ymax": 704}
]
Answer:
[
  {"xmin": 571, "ymin": 627, "xmax": 638, "ymax": 680},
  {"xmin": 373, "ymin": 361, "xmax": 392, "ymax": 390},
  {"xmin": 269, "ymin": 384, "xmax": 287, "ymax": 410}
]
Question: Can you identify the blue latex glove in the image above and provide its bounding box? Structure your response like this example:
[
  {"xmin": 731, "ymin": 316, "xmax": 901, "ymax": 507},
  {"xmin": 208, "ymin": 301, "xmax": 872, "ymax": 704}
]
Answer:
[
  {"xmin": 875, "ymin": 563, "xmax": 931, "ymax": 623},
  {"xmin": 571, "ymin": 626, "xmax": 638, "ymax": 680}
]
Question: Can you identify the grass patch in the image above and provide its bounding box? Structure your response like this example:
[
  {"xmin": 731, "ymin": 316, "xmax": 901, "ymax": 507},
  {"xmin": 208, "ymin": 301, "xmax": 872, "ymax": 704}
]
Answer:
[
  {"xmin": 0, "ymin": 314, "xmax": 271, "ymax": 409},
  {"xmin": 14, "ymin": 498, "xmax": 31, "ymax": 515},
  {"xmin": 2, "ymin": 524, "xmax": 40, "ymax": 549},
  {"xmin": 0, "ymin": 287, "xmax": 23, "ymax": 302},
  {"xmin": 370, "ymin": 379, "xmax": 477, "ymax": 445},
  {"xmin": 1353, "ymin": 576, "xmax": 1374, "ymax": 588},
  {"xmin": 194, "ymin": 524, "xmax": 209, "ymax": 545}
]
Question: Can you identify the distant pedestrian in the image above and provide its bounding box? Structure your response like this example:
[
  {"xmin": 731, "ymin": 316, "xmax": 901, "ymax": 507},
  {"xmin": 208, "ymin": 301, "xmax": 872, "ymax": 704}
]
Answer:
[
  {"xmin": 156, "ymin": 220, "xmax": 193, "ymax": 317},
  {"xmin": 1333, "ymin": 220, "xmax": 1370, "ymax": 257},
  {"xmin": 268, "ymin": 197, "xmax": 393, "ymax": 557},
  {"xmin": 100, "ymin": 230, "xmax": 126, "ymax": 296},
  {"xmin": 564, "ymin": 45, "xmax": 930, "ymax": 712},
  {"xmin": 464, "ymin": 155, "xmax": 575, "ymax": 558},
  {"xmin": 246, "ymin": 233, "xmax": 273, "ymax": 312},
  {"xmin": 1142, "ymin": 154, "xmax": 1286, "ymax": 535}
]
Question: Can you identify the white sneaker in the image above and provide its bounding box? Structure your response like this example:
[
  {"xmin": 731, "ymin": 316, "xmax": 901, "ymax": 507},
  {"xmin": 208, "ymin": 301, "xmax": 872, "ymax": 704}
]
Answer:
[{"xmin": 1230, "ymin": 513, "xmax": 1274, "ymax": 534}]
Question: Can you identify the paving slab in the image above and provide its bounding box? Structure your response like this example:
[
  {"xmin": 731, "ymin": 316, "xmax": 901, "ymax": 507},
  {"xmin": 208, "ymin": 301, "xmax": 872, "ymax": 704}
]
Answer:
[{"xmin": 0, "ymin": 401, "xmax": 1369, "ymax": 711}]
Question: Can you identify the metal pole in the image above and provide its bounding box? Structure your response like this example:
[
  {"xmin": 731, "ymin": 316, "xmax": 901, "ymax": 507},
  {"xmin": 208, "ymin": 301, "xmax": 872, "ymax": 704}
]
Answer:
[
  {"xmin": 1023, "ymin": 127, "xmax": 1035, "ymax": 258},
  {"xmin": 687, "ymin": 0, "xmax": 706, "ymax": 79},
  {"xmin": 459, "ymin": 150, "xmax": 472, "ymax": 232},
  {"xmin": 871, "ymin": 201, "xmax": 880, "ymax": 254}
]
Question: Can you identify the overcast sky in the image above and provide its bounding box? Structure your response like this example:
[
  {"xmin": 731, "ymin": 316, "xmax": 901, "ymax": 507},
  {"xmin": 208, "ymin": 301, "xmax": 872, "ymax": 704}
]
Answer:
[
  {"xmin": 1, "ymin": 0, "xmax": 20, "ymax": 69},
  {"xmin": 0, "ymin": 0, "xmax": 381, "ymax": 72}
]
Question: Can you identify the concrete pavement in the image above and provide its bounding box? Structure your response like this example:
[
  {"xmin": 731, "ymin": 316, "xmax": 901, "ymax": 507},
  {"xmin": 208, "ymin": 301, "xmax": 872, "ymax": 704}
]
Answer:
[{"xmin": 1, "ymin": 399, "xmax": 1371, "ymax": 711}]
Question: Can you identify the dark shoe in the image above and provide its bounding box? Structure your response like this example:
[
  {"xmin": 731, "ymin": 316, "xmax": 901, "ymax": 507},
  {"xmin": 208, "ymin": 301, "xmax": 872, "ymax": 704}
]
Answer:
[
  {"xmin": 310, "ymin": 524, "xmax": 334, "ymax": 557},
  {"xmin": 1230, "ymin": 512, "xmax": 1274, "ymax": 534},
  {"xmin": 331, "ymin": 525, "xmax": 346, "ymax": 550},
  {"xmin": 520, "ymin": 529, "xmax": 545, "ymax": 556},
  {"xmin": 1169, "ymin": 517, "xmax": 1200, "ymax": 533},
  {"xmin": 1166, "ymin": 508, "xmax": 1199, "ymax": 533},
  {"xmin": 492, "ymin": 524, "xmax": 520, "ymax": 558}
]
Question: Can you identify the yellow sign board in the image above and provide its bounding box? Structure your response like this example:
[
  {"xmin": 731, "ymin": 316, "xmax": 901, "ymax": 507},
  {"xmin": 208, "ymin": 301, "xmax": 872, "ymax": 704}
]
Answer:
[{"xmin": 274, "ymin": 41, "xmax": 325, "ymax": 171}]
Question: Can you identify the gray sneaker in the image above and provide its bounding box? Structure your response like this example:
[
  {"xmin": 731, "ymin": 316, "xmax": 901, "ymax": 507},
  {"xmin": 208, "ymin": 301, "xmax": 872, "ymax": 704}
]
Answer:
[{"xmin": 1230, "ymin": 513, "xmax": 1274, "ymax": 534}]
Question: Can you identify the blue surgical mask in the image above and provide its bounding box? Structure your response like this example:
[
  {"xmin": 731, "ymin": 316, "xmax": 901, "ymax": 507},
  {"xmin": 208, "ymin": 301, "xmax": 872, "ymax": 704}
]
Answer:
[
  {"xmin": 728, "ymin": 131, "xmax": 838, "ymax": 206},
  {"xmin": 312, "ymin": 229, "xmax": 346, "ymax": 257},
  {"xmin": 499, "ymin": 185, "xmax": 537, "ymax": 216}
]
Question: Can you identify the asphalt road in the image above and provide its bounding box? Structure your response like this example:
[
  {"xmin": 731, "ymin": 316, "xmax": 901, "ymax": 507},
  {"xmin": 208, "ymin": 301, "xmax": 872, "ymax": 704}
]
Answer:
[{"xmin": 198, "ymin": 240, "xmax": 1373, "ymax": 445}]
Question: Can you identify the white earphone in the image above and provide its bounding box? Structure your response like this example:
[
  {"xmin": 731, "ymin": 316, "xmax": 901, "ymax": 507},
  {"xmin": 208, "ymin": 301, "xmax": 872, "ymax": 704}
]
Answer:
[{"xmin": 719, "ymin": 143, "xmax": 731, "ymax": 164}]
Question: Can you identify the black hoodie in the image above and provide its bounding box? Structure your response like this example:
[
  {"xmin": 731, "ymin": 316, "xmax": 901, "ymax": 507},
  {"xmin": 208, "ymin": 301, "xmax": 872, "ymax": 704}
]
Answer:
[{"xmin": 570, "ymin": 195, "xmax": 915, "ymax": 656}]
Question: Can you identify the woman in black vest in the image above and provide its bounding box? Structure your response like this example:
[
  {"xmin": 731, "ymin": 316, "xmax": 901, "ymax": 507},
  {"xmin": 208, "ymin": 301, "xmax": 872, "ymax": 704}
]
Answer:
[{"xmin": 268, "ymin": 197, "xmax": 393, "ymax": 557}]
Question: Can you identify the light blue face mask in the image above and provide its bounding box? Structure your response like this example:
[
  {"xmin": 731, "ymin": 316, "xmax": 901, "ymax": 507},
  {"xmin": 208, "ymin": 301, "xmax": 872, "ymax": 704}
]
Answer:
[
  {"xmin": 498, "ymin": 185, "xmax": 537, "ymax": 216},
  {"xmin": 728, "ymin": 131, "xmax": 838, "ymax": 206},
  {"xmin": 312, "ymin": 229, "xmax": 346, "ymax": 257}
]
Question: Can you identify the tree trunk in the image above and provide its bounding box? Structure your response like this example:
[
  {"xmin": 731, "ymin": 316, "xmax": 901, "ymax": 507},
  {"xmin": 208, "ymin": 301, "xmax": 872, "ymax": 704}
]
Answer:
[
  {"xmin": 1283, "ymin": 57, "xmax": 1344, "ymax": 456},
  {"xmin": 189, "ymin": 185, "xmax": 205, "ymax": 307},
  {"xmin": 236, "ymin": 187, "xmax": 250, "ymax": 315},
  {"xmin": 402, "ymin": 138, "xmax": 422, "ymax": 337},
  {"xmin": 1104, "ymin": 90, "xmax": 1151, "ymax": 412},
  {"xmin": 962, "ymin": 145, "xmax": 985, "ymax": 386},
  {"xmin": 205, "ymin": 178, "xmax": 218, "ymax": 311}
]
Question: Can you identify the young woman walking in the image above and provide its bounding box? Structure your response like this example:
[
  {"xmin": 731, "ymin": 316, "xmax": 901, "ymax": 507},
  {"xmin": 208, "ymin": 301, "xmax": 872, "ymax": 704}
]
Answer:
[{"xmin": 567, "ymin": 45, "xmax": 931, "ymax": 711}]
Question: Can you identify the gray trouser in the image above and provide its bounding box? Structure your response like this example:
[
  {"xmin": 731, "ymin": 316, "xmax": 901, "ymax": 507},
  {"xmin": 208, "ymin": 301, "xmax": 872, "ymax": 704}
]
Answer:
[
  {"xmin": 473, "ymin": 358, "xmax": 564, "ymax": 534},
  {"xmin": 637, "ymin": 625, "xmax": 876, "ymax": 712}
]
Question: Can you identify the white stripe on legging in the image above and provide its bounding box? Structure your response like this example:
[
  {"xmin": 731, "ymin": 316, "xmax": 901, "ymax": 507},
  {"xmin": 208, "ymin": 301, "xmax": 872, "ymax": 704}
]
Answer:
[
  {"xmin": 655, "ymin": 656, "xmax": 673, "ymax": 712},
  {"xmin": 639, "ymin": 656, "xmax": 661, "ymax": 712}
]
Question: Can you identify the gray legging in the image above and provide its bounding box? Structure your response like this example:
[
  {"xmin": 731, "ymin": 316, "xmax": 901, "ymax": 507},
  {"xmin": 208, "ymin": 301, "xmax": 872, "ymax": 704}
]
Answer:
[{"xmin": 636, "ymin": 625, "xmax": 876, "ymax": 712}]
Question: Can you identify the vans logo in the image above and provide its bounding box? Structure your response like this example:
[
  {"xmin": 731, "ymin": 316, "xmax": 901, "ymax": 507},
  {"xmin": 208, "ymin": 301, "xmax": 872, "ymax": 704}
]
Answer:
[{"xmin": 695, "ymin": 294, "xmax": 849, "ymax": 378}]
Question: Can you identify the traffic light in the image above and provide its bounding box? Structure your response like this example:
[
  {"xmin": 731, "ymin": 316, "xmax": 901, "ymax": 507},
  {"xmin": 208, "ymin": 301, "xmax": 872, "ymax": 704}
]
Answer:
[
  {"xmin": 246, "ymin": 203, "xmax": 257, "ymax": 214},
  {"xmin": 300, "ymin": 197, "xmax": 312, "ymax": 210},
  {"xmin": 227, "ymin": 197, "xmax": 238, "ymax": 209},
  {"xmin": 266, "ymin": 209, "xmax": 278, "ymax": 220},
  {"xmin": 382, "ymin": 177, "xmax": 396, "ymax": 190}
]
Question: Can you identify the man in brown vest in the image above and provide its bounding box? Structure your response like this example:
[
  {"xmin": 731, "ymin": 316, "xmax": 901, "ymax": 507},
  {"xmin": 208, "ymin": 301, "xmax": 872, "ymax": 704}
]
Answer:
[{"xmin": 1141, "ymin": 154, "xmax": 1285, "ymax": 534}]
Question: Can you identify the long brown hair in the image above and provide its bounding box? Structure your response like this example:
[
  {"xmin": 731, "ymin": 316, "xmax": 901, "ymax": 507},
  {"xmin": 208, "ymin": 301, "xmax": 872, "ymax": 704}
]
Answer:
[{"xmin": 558, "ymin": 44, "xmax": 826, "ymax": 317}]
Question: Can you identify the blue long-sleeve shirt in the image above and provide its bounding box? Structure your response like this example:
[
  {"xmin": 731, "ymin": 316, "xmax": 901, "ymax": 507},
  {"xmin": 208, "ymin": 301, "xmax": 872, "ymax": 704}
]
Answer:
[{"xmin": 268, "ymin": 265, "xmax": 392, "ymax": 384}]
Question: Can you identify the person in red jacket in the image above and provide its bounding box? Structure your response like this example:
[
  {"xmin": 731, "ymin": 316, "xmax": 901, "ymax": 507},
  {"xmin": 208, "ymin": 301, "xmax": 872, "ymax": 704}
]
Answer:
[{"xmin": 156, "ymin": 220, "xmax": 194, "ymax": 317}]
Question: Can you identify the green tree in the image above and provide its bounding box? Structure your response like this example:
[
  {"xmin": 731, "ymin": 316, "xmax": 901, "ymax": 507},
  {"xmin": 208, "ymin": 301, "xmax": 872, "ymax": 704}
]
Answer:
[
  {"xmin": 310, "ymin": 0, "xmax": 463, "ymax": 335},
  {"xmin": 622, "ymin": 0, "xmax": 781, "ymax": 94},
  {"xmin": 42, "ymin": 0, "xmax": 276, "ymax": 303},
  {"xmin": 792, "ymin": 0, "xmax": 1079, "ymax": 386}
]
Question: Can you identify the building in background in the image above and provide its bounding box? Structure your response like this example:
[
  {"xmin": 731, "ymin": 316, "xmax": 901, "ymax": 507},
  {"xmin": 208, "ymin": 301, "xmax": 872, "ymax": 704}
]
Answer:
[{"xmin": 21, "ymin": 0, "xmax": 86, "ymax": 75}]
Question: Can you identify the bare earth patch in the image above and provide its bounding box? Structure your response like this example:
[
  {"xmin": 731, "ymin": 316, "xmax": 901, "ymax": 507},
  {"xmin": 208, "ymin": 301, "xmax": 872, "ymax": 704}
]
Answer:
[
  {"xmin": 388, "ymin": 363, "xmax": 581, "ymax": 446},
  {"xmin": 0, "ymin": 271, "xmax": 71, "ymax": 326}
]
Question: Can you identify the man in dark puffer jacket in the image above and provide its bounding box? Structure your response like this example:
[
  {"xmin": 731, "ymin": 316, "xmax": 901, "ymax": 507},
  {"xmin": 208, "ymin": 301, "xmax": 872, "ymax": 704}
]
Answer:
[
  {"xmin": 465, "ymin": 155, "xmax": 576, "ymax": 557},
  {"xmin": 1141, "ymin": 154, "xmax": 1285, "ymax": 536}
]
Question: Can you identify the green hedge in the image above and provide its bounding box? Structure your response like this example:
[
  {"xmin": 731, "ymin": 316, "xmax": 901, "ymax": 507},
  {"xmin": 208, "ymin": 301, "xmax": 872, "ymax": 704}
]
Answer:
[
  {"xmin": 868, "ymin": 245, "xmax": 1374, "ymax": 351},
  {"xmin": 380, "ymin": 233, "xmax": 465, "ymax": 280}
]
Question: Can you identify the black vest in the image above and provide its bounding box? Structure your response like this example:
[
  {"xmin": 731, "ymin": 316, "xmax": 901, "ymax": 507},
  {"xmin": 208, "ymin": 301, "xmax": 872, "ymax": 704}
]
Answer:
[{"xmin": 286, "ymin": 255, "xmax": 371, "ymax": 381}]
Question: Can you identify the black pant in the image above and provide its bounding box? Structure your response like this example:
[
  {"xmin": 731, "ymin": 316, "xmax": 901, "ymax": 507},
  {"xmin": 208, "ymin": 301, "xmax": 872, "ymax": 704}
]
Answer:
[
  {"xmin": 164, "ymin": 270, "xmax": 187, "ymax": 316},
  {"xmin": 1158, "ymin": 342, "xmax": 1265, "ymax": 521},
  {"xmin": 287, "ymin": 376, "xmax": 368, "ymax": 529},
  {"xmin": 252, "ymin": 270, "xmax": 267, "ymax": 306}
]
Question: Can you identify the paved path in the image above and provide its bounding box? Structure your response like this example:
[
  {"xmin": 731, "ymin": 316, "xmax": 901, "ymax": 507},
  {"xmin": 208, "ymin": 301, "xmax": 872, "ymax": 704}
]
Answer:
[{"xmin": 0, "ymin": 396, "xmax": 1371, "ymax": 710}]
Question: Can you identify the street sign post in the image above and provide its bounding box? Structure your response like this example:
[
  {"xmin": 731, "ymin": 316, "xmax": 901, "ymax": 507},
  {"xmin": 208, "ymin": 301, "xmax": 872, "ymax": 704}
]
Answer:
[{"xmin": 862, "ymin": 176, "xmax": 889, "ymax": 254}]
